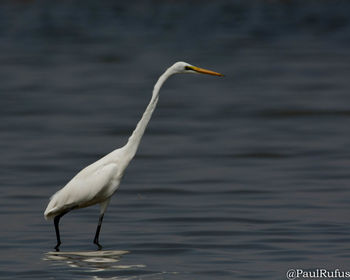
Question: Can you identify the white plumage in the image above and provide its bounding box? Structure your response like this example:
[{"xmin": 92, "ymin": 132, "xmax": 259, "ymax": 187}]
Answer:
[
  {"xmin": 44, "ymin": 61, "xmax": 223, "ymax": 251},
  {"xmin": 44, "ymin": 149, "xmax": 125, "ymax": 220}
]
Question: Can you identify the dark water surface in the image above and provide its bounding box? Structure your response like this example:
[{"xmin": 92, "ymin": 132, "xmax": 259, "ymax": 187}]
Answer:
[{"xmin": 1, "ymin": 1, "xmax": 350, "ymax": 279}]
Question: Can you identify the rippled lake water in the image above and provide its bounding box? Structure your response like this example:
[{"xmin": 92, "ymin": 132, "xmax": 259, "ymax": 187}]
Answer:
[{"xmin": 1, "ymin": 1, "xmax": 350, "ymax": 279}]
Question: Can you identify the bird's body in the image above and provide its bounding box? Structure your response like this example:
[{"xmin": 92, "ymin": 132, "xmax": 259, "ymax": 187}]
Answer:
[
  {"xmin": 44, "ymin": 61, "xmax": 223, "ymax": 250},
  {"xmin": 44, "ymin": 148, "xmax": 125, "ymax": 220}
]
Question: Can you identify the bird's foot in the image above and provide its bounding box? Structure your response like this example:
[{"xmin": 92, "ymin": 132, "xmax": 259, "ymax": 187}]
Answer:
[
  {"xmin": 93, "ymin": 240, "xmax": 103, "ymax": 250},
  {"xmin": 54, "ymin": 242, "xmax": 61, "ymax": 252}
]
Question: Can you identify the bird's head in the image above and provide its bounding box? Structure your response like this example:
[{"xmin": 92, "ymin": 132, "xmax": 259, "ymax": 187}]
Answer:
[{"xmin": 169, "ymin": 61, "xmax": 223, "ymax": 77}]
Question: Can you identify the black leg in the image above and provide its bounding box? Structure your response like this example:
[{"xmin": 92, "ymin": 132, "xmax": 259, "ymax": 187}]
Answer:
[
  {"xmin": 93, "ymin": 213, "xmax": 104, "ymax": 250},
  {"xmin": 53, "ymin": 210, "xmax": 70, "ymax": 251}
]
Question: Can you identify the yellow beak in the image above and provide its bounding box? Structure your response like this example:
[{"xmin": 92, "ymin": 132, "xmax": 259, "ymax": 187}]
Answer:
[{"xmin": 188, "ymin": 66, "xmax": 224, "ymax": 77}]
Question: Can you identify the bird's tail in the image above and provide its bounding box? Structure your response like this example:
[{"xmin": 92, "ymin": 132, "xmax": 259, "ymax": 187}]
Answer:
[
  {"xmin": 44, "ymin": 191, "xmax": 62, "ymax": 220},
  {"xmin": 44, "ymin": 207, "xmax": 59, "ymax": 220}
]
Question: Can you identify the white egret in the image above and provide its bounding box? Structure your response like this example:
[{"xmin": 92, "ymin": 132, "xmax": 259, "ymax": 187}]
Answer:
[{"xmin": 44, "ymin": 61, "xmax": 223, "ymax": 250}]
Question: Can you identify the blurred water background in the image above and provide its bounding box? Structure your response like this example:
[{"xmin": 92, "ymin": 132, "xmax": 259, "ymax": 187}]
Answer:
[{"xmin": 1, "ymin": 0, "xmax": 350, "ymax": 279}]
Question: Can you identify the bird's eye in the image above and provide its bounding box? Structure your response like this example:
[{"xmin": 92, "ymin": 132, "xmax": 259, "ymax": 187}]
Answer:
[{"xmin": 185, "ymin": 66, "xmax": 192, "ymax": 71}]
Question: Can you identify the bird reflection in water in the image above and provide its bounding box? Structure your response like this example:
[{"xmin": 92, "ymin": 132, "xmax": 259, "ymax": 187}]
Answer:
[{"xmin": 43, "ymin": 250, "xmax": 144, "ymax": 271}]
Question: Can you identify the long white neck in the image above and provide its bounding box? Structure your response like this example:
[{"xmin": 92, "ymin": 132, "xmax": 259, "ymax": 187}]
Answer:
[{"xmin": 123, "ymin": 68, "xmax": 173, "ymax": 158}]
